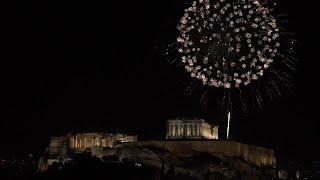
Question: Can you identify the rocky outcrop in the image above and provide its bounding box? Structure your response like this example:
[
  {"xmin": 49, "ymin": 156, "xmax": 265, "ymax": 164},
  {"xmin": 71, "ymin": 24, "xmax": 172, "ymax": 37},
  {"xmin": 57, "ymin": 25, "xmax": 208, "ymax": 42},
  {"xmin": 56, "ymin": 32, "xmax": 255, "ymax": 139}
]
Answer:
[
  {"xmin": 115, "ymin": 144, "xmax": 276, "ymax": 179},
  {"xmin": 124, "ymin": 140, "xmax": 276, "ymax": 167}
]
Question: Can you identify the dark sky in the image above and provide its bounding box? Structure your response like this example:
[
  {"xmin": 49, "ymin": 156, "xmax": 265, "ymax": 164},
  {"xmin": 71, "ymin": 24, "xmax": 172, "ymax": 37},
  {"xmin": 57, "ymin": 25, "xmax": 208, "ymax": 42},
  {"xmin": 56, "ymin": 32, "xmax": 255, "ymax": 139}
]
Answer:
[{"xmin": 2, "ymin": 1, "xmax": 318, "ymax": 162}]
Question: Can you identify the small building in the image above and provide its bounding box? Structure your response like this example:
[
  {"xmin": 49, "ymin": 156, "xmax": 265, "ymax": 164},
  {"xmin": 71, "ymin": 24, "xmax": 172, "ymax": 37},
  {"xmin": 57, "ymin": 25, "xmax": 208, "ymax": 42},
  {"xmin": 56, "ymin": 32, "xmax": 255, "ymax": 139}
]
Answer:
[{"xmin": 166, "ymin": 118, "xmax": 219, "ymax": 140}]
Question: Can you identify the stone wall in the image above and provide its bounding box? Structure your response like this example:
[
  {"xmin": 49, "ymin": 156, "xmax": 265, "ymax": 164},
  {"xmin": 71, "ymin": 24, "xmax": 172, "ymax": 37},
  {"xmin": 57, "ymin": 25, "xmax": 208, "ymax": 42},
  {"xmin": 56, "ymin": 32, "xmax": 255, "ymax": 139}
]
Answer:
[
  {"xmin": 125, "ymin": 141, "xmax": 276, "ymax": 167},
  {"xmin": 48, "ymin": 137, "xmax": 63, "ymax": 157}
]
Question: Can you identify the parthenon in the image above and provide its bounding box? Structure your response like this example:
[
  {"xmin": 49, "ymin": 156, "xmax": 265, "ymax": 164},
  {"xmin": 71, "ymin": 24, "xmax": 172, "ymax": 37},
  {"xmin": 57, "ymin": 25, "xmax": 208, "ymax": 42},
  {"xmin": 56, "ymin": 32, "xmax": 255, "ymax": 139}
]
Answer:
[{"xmin": 166, "ymin": 118, "xmax": 218, "ymax": 139}]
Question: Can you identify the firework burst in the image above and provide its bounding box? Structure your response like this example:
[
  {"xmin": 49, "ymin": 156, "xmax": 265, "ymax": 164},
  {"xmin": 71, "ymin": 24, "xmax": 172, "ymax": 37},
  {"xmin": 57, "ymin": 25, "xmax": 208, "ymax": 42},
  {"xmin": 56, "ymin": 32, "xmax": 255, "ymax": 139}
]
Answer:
[{"xmin": 167, "ymin": 0, "xmax": 297, "ymax": 112}]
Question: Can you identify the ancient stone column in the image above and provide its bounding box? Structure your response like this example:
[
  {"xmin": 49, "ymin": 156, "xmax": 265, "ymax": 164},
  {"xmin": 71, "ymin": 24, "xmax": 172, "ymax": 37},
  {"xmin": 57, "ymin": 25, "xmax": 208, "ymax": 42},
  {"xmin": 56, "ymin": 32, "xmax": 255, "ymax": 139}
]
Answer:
[
  {"xmin": 78, "ymin": 136, "xmax": 81, "ymax": 148},
  {"xmin": 75, "ymin": 136, "xmax": 78, "ymax": 148},
  {"xmin": 172, "ymin": 124, "xmax": 176, "ymax": 136},
  {"xmin": 77, "ymin": 136, "xmax": 80, "ymax": 148},
  {"xmin": 187, "ymin": 123, "xmax": 190, "ymax": 136}
]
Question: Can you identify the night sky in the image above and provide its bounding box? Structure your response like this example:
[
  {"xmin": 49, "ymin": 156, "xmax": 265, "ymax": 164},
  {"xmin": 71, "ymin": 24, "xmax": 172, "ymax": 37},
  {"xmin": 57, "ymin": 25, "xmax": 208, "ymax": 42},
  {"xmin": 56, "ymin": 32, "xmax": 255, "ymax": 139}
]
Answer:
[{"xmin": 2, "ymin": 1, "xmax": 318, "ymax": 162}]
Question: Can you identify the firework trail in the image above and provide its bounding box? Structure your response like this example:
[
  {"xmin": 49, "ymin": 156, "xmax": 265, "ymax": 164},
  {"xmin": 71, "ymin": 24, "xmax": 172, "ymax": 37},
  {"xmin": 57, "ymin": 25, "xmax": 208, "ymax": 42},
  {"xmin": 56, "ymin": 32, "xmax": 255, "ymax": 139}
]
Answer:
[{"xmin": 227, "ymin": 111, "xmax": 231, "ymax": 139}]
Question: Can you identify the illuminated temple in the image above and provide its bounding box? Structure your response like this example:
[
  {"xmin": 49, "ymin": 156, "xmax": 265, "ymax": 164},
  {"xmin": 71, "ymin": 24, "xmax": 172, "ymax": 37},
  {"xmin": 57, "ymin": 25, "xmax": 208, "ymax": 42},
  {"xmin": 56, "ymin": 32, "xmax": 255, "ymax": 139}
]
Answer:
[
  {"xmin": 49, "ymin": 133, "xmax": 137, "ymax": 152},
  {"xmin": 38, "ymin": 132, "xmax": 137, "ymax": 172},
  {"xmin": 70, "ymin": 133, "xmax": 137, "ymax": 149},
  {"xmin": 166, "ymin": 118, "xmax": 219, "ymax": 140}
]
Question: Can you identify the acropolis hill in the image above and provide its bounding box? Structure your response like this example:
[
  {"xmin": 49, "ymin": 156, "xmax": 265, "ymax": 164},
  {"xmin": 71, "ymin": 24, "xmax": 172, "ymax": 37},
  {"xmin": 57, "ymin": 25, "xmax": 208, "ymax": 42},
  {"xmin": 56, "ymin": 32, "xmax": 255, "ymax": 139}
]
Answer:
[{"xmin": 38, "ymin": 118, "xmax": 278, "ymax": 179}]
